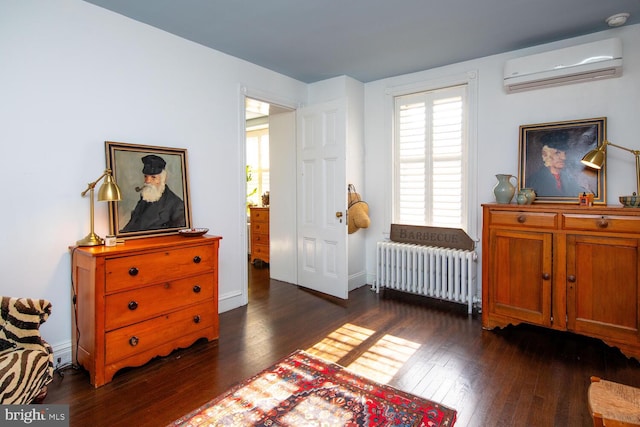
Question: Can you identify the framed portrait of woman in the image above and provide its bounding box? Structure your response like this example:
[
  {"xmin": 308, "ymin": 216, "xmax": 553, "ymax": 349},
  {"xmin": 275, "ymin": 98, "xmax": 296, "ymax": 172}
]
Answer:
[{"xmin": 518, "ymin": 117, "xmax": 606, "ymax": 204}]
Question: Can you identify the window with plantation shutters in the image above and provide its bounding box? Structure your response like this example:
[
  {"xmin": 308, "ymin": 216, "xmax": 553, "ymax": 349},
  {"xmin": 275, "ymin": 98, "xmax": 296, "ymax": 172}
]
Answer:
[{"xmin": 393, "ymin": 84, "xmax": 468, "ymax": 228}]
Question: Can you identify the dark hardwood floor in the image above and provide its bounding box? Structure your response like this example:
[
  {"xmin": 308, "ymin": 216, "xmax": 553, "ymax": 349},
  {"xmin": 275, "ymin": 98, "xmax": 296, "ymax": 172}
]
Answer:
[{"xmin": 46, "ymin": 264, "xmax": 640, "ymax": 426}]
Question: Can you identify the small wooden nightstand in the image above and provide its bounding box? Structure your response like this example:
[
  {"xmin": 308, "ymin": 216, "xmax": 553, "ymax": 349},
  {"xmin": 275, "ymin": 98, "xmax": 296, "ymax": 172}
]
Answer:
[{"xmin": 249, "ymin": 207, "xmax": 269, "ymax": 264}]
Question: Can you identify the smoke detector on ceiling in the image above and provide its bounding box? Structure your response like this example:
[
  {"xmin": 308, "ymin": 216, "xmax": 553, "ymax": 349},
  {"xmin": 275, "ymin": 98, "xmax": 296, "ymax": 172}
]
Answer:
[{"xmin": 606, "ymin": 13, "xmax": 630, "ymax": 27}]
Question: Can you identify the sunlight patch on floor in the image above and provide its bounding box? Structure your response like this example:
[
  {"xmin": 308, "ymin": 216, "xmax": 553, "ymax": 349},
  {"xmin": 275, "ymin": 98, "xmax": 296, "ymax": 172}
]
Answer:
[
  {"xmin": 306, "ymin": 323, "xmax": 375, "ymax": 362},
  {"xmin": 306, "ymin": 323, "xmax": 421, "ymax": 384},
  {"xmin": 346, "ymin": 334, "xmax": 421, "ymax": 384}
]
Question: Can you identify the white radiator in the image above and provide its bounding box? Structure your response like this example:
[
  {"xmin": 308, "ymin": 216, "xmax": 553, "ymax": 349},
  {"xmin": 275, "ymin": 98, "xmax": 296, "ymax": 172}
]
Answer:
[{"xmin": 374, "ymin": 241, "xmax": 478, "ymax": 314}]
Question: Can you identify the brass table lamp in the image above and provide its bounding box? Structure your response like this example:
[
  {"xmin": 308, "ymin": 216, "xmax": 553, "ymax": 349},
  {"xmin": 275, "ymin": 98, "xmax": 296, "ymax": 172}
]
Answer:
[
  {"xmin": 77, "ymin": 169, "xmax": 122, "ymax": 246},
  {"xmin": 581, "ymin": 140, "xmax": 640, "ymax": 207}
]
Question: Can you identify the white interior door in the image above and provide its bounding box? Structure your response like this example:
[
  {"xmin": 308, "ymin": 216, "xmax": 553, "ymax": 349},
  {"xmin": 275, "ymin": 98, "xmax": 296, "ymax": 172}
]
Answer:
[
  {"xmin": 296, "ymin": 99, "xmax": 348, "ymax": 299},
  {"xmin": 269, "ymin": 110, "xmax": 297, "ymax": 284}
]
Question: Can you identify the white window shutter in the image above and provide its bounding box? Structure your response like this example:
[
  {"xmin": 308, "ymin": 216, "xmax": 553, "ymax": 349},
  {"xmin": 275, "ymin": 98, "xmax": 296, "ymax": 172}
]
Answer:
[{"xmin": 394, "ymin": 85, "xmax": 467, "ymax": 228}]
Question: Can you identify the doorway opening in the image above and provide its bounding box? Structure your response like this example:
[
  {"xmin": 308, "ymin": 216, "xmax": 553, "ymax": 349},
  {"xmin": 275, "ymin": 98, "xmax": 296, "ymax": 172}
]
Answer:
[
  {"xmin": 246, "ymin": 98, "xmax": 270, "ymax": 272},
  {"xmin": 245, "ymin": 97, "xmax": 295, "ymax": 291}
]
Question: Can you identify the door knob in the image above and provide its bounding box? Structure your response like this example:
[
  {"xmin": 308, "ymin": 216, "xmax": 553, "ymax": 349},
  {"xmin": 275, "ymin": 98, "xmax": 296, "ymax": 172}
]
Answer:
[{"xmin": 336, "ymin": 211, "xmax": 343, "ymax": 223}]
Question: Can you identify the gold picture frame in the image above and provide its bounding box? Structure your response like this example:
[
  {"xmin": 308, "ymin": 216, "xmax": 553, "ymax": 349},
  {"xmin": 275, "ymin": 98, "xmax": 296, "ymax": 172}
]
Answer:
[
  {"xmin": 518, "ymin": 117, "xmax": 606, "ymax": 204},
  {"xmin": 105, "ymin": 141, "xmax": 192, "ymax": 239}
]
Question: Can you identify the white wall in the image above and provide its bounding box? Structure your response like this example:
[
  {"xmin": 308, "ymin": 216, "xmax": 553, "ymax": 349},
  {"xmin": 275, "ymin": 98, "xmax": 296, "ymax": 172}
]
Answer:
[
  {"xmin": 0, "ymin": 0, "xmax": 306, "ymax": 364},
  {"xmin": 363, "ymin": 26, "xmax": 640, "ymax": 295}
]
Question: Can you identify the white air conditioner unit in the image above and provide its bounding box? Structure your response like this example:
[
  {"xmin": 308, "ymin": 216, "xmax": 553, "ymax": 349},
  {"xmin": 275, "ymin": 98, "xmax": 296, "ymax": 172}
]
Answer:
[{"xmin": 504, "ymin": 38, "xmax": 622, "ymax": 93}]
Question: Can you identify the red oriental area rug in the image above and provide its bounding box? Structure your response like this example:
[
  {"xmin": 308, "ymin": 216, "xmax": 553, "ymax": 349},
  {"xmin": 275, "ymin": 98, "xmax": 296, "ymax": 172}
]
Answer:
[{"xmin": 168, "ymin": 349, "xmax": 456, "ymax": 427}]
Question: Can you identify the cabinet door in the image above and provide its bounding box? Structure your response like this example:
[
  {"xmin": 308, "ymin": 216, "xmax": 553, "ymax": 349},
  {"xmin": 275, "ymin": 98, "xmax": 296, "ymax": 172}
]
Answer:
[
  {"xmin": 567, "ymin": 235, "xmax": 640, "ymax": 343},
  {"xmin": 488, "ymin": 229, "xmax": 553, "ymax": 326}
]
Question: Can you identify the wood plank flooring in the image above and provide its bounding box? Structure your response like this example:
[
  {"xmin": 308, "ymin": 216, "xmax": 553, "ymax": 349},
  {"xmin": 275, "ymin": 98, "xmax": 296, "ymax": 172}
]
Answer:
[{"xmin": 46, "ymin": 264, "xmax": 640, "ymax": 426}]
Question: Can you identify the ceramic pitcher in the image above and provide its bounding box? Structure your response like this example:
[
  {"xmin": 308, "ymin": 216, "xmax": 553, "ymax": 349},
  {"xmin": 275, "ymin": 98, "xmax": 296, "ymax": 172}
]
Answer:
[{"xmin": 493, "ymin": 174, "xmax": 517, "ymax": 204}]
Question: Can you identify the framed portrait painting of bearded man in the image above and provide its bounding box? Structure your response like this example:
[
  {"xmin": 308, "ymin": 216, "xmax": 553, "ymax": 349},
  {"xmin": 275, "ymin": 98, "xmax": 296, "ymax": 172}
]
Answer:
[
  {"xmin": 105, "ymin": 141, "xmax": 192, "ymax": 239},
  {"xmin": 518, "ymin": 117, "xmax": 606, "ymax": 204}
]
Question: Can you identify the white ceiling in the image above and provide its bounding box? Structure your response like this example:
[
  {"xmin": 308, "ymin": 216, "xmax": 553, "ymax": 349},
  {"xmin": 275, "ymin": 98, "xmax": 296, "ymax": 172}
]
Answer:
[{"xmin": 83, "ymin": 0, "xmax": 639, "ymax": 84}]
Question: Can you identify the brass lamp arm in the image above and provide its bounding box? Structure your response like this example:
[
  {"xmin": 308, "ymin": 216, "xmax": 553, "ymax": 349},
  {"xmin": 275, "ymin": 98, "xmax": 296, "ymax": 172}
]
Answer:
[
  {"xmin": 80, "ymin": 169, "xmax": 112, "ymax": 197},
  {"xmin": 603, "ymin": 141, "xmax": 640, "ymax": 195},
  {"xmin": 605, "ymin": 140, "xmax": 640, "ymax": 157}
]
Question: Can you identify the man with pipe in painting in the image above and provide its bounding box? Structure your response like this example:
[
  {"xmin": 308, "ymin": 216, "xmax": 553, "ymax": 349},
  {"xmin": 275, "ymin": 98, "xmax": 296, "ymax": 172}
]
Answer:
[{"xmin": 121, "ymin": 154, "xmax": 185, "ymax": 232}]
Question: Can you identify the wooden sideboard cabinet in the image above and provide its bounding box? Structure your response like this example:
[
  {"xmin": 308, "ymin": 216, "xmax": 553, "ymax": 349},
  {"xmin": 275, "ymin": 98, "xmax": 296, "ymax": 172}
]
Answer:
[
  {"xmin": 71, "ymin": 234, "xmax": 221, "ymax": 387},
  {"xmin": 482, "ymin": 203, "xmax": 640, "ymax": 360},
  {"xmin": 249, "ymin": 207, "xmax": 269, "ymax": 264}
]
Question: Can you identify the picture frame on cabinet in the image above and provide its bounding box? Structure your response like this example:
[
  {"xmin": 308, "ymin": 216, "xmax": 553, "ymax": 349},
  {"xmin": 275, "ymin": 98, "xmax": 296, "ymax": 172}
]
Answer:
[
  {"xmin": 518, "ymin": 117, "xmax": 606, "ymax": 204},
  {"xmin": 105, "ymin": 141, "xmax": 192, "ymax": 239}
]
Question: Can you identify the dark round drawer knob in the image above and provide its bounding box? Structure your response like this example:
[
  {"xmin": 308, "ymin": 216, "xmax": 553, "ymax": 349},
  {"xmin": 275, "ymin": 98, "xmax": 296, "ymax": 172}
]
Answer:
[
  {"xmin": 597, "ymin": 217, "xmax": 609, "ymax": 228},
  {"xmin": 517, "ymin": 215, "xmax": 526, "ymax": 223},
  {"xmin": 193, "ymin": 315, "xmax": 201, "ymax": 324},
  {"xmin": 568, "ymin": 275, "xmax": 577, "ymax": 283},
  {"xmin": 193, "ymin": 256, "xmax": 201, "ymax": 264},
  {"xmin": 128, "ymin": 301, "xmax": 138, "ymax": 311},
  {"xmin": 129, "ymin": 336, "xmax": 139, "ymax": 346},
  {"xmin": 129, "ymin": 267, "xmax": 139, "ymax": 276},
  {"xmin": 193, "ymin": 285, "xmax": 201, "ymax": 293},
  {"xmin": 542, "ymin": 273, "xmax": 550, "ymax": 280}
]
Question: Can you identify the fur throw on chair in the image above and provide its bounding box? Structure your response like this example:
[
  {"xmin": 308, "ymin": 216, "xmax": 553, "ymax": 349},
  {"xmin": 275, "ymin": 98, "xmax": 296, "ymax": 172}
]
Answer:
[{"xmin": 0, "ymin": 297, "xmax": 53, "ymax": 404}]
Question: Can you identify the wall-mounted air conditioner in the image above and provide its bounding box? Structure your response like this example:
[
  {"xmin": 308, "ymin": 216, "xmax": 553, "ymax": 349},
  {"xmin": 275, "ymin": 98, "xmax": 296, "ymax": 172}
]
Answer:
[{"xmin": 504, "ymin": 38, "xmax": 622, "ymax": 93}]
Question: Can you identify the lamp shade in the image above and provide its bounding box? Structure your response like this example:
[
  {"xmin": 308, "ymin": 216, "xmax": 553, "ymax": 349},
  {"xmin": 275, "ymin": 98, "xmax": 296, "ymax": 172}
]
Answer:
[
  {"xmin": 581, "ymin": 145, "xmax": 607, "ymax": 169},
  {"xmin": 97, "ymin": 173, "xmax": 122, "ymax": 202}
]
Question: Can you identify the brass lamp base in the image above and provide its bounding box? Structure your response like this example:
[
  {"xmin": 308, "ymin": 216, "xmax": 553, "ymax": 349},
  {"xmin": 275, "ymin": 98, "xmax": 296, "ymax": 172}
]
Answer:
[{"xmin": 77, "ymin": 232, "xmax": 104, "ymax": 247}]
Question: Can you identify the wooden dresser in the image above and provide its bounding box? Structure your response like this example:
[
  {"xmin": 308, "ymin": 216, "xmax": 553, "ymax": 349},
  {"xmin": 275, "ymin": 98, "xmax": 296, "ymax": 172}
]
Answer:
[
  {"xmin": 71, "ymin": 234, "xmax": 221, "ymax": 387},
  {"xmin": 249, "ymin": 207, "xmax": 269, "ymax": 264},
  {"xmin": 482, "ymin": 203, "xmax": 640, "ymax": 360}
]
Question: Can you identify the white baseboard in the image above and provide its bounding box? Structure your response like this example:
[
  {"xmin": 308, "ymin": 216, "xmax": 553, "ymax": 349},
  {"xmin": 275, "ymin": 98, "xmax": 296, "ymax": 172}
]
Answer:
[
  {"xmin": 219, "ymin": 291, "xmax": 246, "ymax": 313},
  {"xmin": 51, "ymin": 341, "xmax": 73, "ymax": 370},
  {"xmin": 348, "ymin": 271, "xmax": 368, "ymax": 292}
]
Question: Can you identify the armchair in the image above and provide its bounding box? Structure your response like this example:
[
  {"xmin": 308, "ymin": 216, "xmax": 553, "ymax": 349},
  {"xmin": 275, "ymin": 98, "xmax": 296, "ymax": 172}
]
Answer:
[{"xmin": 0, "ymin": 297, "xmax": 53, "ymax": 404}]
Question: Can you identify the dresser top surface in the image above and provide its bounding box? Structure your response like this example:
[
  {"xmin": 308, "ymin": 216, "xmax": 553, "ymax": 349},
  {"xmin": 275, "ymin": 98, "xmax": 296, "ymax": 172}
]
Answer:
[
  {"xmin": 71, "ymin": 234, "xmax": 222, "ymax": 256},
  {"xmin": 482, "ymin": 203, "xmax": 640, "ymax": 216}
]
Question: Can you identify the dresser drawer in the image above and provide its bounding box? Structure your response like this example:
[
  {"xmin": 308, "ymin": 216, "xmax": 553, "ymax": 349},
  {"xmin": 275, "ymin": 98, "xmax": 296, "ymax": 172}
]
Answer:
[
  {"xmin": 563, "ymin": 214, "xmax": 640, "ymax": 233},
  {"xmin": 105, "ymin": 273, "xmax": 215, "ymax": 330},
  {"xmin": 252, "ymin": 233, "xmax": 268, "ymax": 245},
  {"xmin": 251, "ymin": 208, "xmax": 269, "ymax": 222},
  {"xmin": 251, "ymin": 222, "xmax": 269, "ymax": 235},
  {"xmin": 105, "ymin": 245, "xmax": 215, "ymax": 292},
  {"xmin": 251, "ymin": 244, "xmax": 269, "ymax": 260},
  {"xmin": 489, "ymin": 210, "xmax": 557, "ymax": 229},
  {"xmin": 105, "ymin": 300, "xmax": 214, "ymax": 364}
]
